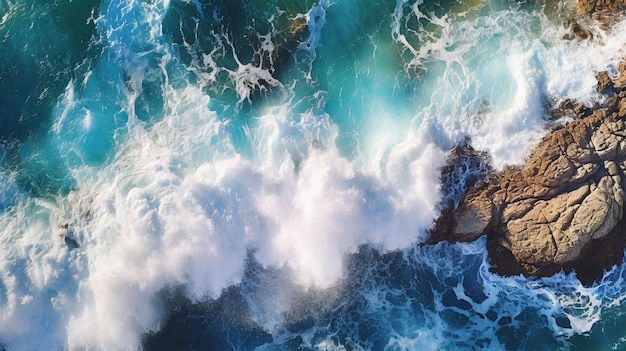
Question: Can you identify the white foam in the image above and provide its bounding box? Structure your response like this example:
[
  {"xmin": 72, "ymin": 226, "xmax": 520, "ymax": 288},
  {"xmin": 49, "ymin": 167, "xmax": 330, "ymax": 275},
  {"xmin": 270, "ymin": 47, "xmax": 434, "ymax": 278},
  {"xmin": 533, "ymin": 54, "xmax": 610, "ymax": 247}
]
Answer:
[
  {"xmin": 392, "ymin": 2, "xmax": 626, "ymax": 169},
  {"xmin": 0, "ymin": 197, "xmax": 76, "ymax": 350},
  {"xmin": 229, "ymin": 57, "xmax": 283, "ymax": 103},
  {"xmin": 3, "ymin": 0, "xmax": 626, "ymax": 349},
  {"xmin": 299, "ymin": 0, "xmax": 338, "ymax": 55},
  {"xmin": 49, "ymin": 62, "xmax": 448, "ymax": 349},
  {"xmin": 63, "ymin": 84, "xmax": 244, "ymax": 349}
]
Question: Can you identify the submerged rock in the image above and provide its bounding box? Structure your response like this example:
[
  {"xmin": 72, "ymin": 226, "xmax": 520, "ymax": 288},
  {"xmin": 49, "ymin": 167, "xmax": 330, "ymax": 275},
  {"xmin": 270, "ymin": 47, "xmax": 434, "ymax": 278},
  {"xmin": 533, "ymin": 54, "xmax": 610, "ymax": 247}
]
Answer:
[
  {"xmin": 431, "ymin": 62, "xmax": 626, "ymax": 285},
  {"xmin": 64, "ymin": 236, "xmax": 80, "ymax": 249},
  {"xmin": 59, "ymin": 223, "xmax": 80, "ymax": 249}
]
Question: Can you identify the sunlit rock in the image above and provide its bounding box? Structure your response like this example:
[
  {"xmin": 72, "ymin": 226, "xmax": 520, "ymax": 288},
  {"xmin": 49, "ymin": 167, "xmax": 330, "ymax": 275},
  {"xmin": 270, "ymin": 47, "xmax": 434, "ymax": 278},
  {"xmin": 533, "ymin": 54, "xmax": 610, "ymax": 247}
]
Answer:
[{"xmin": 432, "ymin": 60, "xmax": 626, "ymax": 285}]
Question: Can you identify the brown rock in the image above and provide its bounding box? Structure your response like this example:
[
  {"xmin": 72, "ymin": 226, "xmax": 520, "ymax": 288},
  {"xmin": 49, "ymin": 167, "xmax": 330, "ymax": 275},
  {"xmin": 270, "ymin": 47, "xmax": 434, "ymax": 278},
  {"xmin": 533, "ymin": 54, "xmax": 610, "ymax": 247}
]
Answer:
[
  {"xmin": 618, "ymin": 93, "xmax": 626, "ymax": 117},
  {"xmin": 568, "ymin": 21, "xmax": 594, "ymax": 40},
  {"xmin": 430, "ymin": 143, "xmax": 494, "ymax": 243},
  {"xmin": 614, "ymin": 61, "xmax": 626, "ymax": 90},
  {"xmin": 597, "ymin": 71, "xmax": 613, "ymax": 94},
  {"xmin": 577, "ymin": 0, "xmax": 597, "ymax": 14},
  {"xmin": 594, "ymin": 12, "xmax": 615, "ymax": 31},
  {"xmin": 443, "ymin": 186, "xmax": 497, "ymax": 243},
  {"xmin": 550, "ymin": 98, "xmax": 589, "ymax": 120},
  {"xmin": 578, "ymin": 0, "xmax": 626, "ymax": 15},
  {"xmin": 577, "ymin": 0, "xmax": 626, "ymax": 32},
  {"xmin": 431, "ymin": 100, "xmax": 626, "ymax": 285}
]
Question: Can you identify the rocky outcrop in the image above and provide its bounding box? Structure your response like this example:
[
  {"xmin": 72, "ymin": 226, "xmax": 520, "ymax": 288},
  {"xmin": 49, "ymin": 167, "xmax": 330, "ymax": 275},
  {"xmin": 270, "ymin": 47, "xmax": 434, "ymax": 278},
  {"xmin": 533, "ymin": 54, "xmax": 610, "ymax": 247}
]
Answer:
[
  {"xmin": 574, "ymin": 0, "xmax": 626, "ymax": 33},
  {"xmin": 431, "ymin": 61, "xmax": 626, "ymax": 285},
  {"xmin": 563, "ymin": 20, "xmax": 594, "ymax": 40},
  {"xmin": 578, "ymin": 0, "xmax": 626, "ymax": 15}
]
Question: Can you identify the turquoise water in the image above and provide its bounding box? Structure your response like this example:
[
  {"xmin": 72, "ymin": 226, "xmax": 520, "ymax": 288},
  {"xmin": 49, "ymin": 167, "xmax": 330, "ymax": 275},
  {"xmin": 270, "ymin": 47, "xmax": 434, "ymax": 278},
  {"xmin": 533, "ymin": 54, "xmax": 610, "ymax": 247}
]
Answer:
[{"xmin": 2, "ymin": 0, "xmax": 626, "ymax": 349}]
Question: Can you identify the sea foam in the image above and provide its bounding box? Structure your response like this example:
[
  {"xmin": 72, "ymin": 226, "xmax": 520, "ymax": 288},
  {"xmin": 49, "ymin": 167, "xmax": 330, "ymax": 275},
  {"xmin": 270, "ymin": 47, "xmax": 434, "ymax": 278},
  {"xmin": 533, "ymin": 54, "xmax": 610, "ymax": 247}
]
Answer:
[{"xmin": 2, "ymin": 0, "xmax": 626, "ymax": 349}]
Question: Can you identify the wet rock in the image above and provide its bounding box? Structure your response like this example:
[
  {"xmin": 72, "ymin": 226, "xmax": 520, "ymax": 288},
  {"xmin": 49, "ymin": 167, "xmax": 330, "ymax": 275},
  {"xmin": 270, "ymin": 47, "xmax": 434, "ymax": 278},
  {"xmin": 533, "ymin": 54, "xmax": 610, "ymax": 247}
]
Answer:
[
  {"xmin": 597, "ymin": 71, "xmax": 613, "ymax": 94},
  {"xmin": 64, "ymin": 235, "xmax": 80, "ymax": 249},
  {"xmin": 431, "ymin": 142, "xmax": 494, "ymax": 244},
  {"xmin": 578, "ymin": 0, "xmax": 626, "ymax": 15},
  {"xmin": 576, "ymin": 0, "xmax": 625, "ymax": 32},
  {"xmin": 578, "ymin": 0, "xmax": 597, "ymax": 13},
  {"xmin": 438, "ymin": 141, "xmax": 493, "ymax": 210},
  {"xmin": 614, "ymin": 61, "xmax": 626, "ymax": 90},
  {"xmin": 563, "ymin": 21, "xmax": 594, "ymax": 40},
  {"xmin": 594, "ymin": 11, "xmax": 615, "ymax": 31},
  {"xmin": 59, "ymin": 223, "xmax": 80, "ymax": 249},
  {"xmin": 431, "ymin": 65, "xmax": 626, "ymax": 285},
  {"xmin": 550, "ymin": 98, "xmax": 589, "ymax": 120},
  {"xmin": 577, "ymin": 0, "xmax": 596, "ymax": 14}
]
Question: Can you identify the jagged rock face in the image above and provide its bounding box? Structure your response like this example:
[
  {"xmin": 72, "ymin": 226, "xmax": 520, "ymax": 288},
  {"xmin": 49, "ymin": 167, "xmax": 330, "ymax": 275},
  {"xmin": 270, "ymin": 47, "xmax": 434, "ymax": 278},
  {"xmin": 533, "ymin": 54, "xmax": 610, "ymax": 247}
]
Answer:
[
  {"xmin": 432, "ymin": 63, "xmax": 626, "ymax": 285},
  {"xmin": 498, "ymin": 109, "xmax": 626, "ymax": 279},
  {"xmin": 578, "ymin": 0, "xmax": 626, "ymax": 15},
  {"xmin": 430, "ymin": 0, "xmax": 626, "ymax": 286}
]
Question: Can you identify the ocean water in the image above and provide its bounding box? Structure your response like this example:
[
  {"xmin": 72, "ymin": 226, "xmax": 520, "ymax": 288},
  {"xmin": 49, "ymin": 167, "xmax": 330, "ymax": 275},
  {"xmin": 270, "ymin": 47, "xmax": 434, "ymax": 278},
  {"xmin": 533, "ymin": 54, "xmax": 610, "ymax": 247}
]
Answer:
[{"xmin": 2, "ymin": 0, "xmax": 626, "ymax": 349}]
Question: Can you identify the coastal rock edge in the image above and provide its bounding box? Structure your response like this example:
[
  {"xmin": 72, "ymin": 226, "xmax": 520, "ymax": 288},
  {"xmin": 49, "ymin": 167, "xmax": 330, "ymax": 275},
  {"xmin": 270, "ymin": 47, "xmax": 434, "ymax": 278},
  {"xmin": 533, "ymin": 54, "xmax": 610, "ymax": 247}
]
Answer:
[
  {"xmin": 431, "ymin": 99, "xmax": 626, "ymax": 285},
  {"xmin": 430, "ymin": 2, "xmax": 626, "ymax": 285}
]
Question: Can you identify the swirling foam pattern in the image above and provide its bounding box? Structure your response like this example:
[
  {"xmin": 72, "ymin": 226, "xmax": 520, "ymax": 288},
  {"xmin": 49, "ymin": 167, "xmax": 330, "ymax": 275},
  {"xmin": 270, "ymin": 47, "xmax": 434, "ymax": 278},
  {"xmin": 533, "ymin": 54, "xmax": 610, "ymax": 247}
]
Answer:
[{"xmin": 1, "ymin": 0, "xmax": 626, "ymax": 349}]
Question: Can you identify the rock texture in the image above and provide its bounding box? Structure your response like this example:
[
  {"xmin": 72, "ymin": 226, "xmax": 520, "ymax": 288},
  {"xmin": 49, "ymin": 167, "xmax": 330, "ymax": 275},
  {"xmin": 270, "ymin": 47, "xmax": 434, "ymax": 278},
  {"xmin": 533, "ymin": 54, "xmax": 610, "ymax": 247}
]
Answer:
[
  {"xmin": 575, "ymin": 0, "xmax": 626, "ymax": 33},
  {"xmin": 431, "ymin": 59, "xmax": 626, "ymax": 285},
  {"xmin": 578, "ymin": 0, "xmax": 626, "ymax": 15}
]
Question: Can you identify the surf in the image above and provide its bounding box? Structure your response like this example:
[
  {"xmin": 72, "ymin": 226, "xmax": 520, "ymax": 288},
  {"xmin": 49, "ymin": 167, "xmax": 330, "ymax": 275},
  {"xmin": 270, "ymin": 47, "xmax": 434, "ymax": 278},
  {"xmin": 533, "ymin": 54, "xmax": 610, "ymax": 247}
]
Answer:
[{"xmin": 1, "ymin": 0, "xmax": 626, "ymax": 349}]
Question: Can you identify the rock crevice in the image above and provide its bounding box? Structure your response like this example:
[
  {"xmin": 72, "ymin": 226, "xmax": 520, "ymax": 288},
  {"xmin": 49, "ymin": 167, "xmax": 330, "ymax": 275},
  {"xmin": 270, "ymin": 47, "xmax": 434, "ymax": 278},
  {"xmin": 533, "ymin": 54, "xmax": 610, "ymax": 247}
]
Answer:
[
  {"xmin": 432, "ymin": 101, "xmax": 626, "ymax": 284},
  {"xmin": 430, "ymin": 0, "xmax": 626, "ymax": 284},
  {"xmin": 430, "ymin": 2, "xmax": 626, "ymax": 284}
]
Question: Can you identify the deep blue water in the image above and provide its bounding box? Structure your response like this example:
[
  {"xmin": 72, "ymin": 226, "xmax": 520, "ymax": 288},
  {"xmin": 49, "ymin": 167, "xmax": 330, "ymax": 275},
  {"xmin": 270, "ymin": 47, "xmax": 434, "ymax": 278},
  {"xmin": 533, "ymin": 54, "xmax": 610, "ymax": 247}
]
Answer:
[{"xmin": 1, "ymin": 0, "xmax": 626, "ymax": 349}]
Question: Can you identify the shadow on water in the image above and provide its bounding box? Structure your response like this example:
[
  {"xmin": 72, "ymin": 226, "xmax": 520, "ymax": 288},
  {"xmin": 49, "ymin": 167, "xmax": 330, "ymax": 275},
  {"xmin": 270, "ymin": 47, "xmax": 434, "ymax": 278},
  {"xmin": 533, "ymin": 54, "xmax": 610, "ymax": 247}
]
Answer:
[
  {"xmin": 143, "ymin": 285, "xmax": 273, "ymax": 351},
  {"xmin": 142, "ymin": 239, "xmax": 585, "ymax": 350}
]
